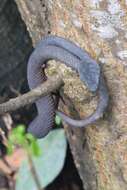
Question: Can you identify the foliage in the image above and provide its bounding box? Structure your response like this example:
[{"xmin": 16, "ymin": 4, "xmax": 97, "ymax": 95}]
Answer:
[
  {"xmin": 7, "ymin": 124, "xmax": 41, "ymax": 156},
  {"xmin": 55, "ymin": 114, "xmax": 62, "ymax": 126},
  {"xmin": 16, "ymin": 129, "xmax": 67, "ymax": 190}
]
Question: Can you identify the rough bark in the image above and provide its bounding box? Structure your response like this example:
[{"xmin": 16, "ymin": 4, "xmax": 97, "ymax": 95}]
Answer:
[
  {"xmin": 15, "ymin": 0, "xmax": 127, "ymax": 190},
  {"xmin": 0, "ymin": 0, "xmax": 32, "ymax": 100}
]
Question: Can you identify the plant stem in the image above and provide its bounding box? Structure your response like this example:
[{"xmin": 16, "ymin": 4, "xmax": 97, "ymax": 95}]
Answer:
[{"xmin": 27, "ymin": 152, "xmax": 44, "ymax": 190}]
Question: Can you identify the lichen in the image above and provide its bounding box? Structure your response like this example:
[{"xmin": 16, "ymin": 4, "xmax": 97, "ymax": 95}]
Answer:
[
  {"xmin": 117, "ymin": 50, "xmax": 127, "ymax": 60},
  {"xmin": 89, "ymin": 0, "xmax": 103, "ymax": 8},
  {"xmin": 92, "ymin": 24, "xmax": 118, "ymax": 39},
  {"xmin": 91, "ymin": 9, "xmax": 125, "ymax": 39}
]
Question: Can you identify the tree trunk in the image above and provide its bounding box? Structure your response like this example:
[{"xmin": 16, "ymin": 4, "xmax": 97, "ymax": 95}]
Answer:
[
  {"xmin": 0, "ymin": 0, "xmax": 32, "ymax": 100},
  {"xmin": 15, "ymin": 0, "xmax": 127, "ymax": 190}
]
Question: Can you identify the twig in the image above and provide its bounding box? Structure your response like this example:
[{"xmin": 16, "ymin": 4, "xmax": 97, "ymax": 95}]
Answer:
[
  {"xmin": 0, "ymin": 75, "xmax": 64, "ymax": 115},
  {"xmin": 0, "ymin": 128, "xmax": 8, "ymax": 145},
  {"xmin": 2, "ymin": 157, "xmax": 16, "ymax": 173},
  {"xmin": 27, "ymin": 152, "xmax": 43, "ymax": 190}
]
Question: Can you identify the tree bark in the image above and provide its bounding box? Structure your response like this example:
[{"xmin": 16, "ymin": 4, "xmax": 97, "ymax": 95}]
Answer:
[{"xmin": 14, "ymin": 0, "xmax": 127, "ymax": 190}]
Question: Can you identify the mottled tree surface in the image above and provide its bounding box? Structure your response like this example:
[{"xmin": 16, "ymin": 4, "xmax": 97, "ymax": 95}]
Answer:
[{"xmin": 15, "ymin": 1, "xmax": 127, "ymax": 190}]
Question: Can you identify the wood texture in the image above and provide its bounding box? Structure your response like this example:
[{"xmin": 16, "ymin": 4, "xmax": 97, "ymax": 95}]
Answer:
[{"xmin": 15, "ymin": 0, "xmax": 127, "ymax": 189}]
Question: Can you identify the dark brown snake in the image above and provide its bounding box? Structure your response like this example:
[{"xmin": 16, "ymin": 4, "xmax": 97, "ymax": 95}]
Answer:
[{"xmin": 27, "ymin": 35, "xmax": 109, "ymax": 138}]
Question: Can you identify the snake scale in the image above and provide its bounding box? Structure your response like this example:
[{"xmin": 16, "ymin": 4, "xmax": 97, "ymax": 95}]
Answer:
[{"xmin": 27, "ymin": 35, "xmax": 109, "ymax": 138}]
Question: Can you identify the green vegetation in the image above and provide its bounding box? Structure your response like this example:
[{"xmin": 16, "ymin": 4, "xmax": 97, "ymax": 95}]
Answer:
[{"xmin": 7, "ymin": 125, "xmax": 67, "ymax": 190}]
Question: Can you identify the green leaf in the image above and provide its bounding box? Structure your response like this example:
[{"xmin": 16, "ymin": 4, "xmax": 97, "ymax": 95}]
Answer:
[
  {"xmin": 26, "ymin": 133, "xmax": 36, "ymax": 143},
  {"xmin": 9, "ymin": 133, "xmax": 25, "ymax": 145},
  {"xmin": 16, "ymin": 129, "xmax": 67, "ymax": 190},
  {"xmin": 29, "ymin": 141, "xmax": 42, "ymax": 157},
  {"xmin": 55, "ymin": 115, "xmax": 62, "ymax": 126},
  {"xmin": 8, "ymin": 125, "xmax": 26, "ymax": 145},
  {"xmin": 16, "ymin": 125, "xmax": 25, "ymax": 134},
  {"xmin": 7, "ymin": 142, "xmax": 14, "ymax": 155},
  {"xmin": 25, "ymin": 133, "xmax": 41, "ymax": 156}
]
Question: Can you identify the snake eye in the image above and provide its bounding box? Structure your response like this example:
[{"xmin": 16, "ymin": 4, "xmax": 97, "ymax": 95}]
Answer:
[{"xmin": 78, "ymin": 59, "xmax": 100, "ymax": 92}]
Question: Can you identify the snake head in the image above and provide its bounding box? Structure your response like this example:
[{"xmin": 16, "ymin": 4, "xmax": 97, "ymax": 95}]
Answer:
[{"xmin": 78, "ymin": 58, "xmax": 100, "ymax": 92}]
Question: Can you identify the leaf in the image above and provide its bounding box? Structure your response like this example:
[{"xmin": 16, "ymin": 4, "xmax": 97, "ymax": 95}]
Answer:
[
  {"xmin": 55, "ymin": 115, "xmax": 62, "ymax": 126},
  {"xmin": 8, "ymin": 125, "xmax": 26, "ymax": 145},
  {"xmin": 7, "ymin": 141, "xmax": 14, "ymax": 155},
  {"xmin": 16, "ymin": 125, "xmax": 26, "ymax": 134},
  {"xmin": 26, "ymin": 133, "xmax": 36, "ymax": 143},
  {"xmin": 29, "ymin": 141, "xmax": 42, "ymax": 157},
  {"xmin": 25, "ymin": 133, "xmax": 41, "ymax": 156},
  {"xmin": 9, "ymin": 133, "xmax": 25, "ymax": 145},
  {"xmin": 16, "ymin": 129, "xmax": 67, "ymax": 190}
]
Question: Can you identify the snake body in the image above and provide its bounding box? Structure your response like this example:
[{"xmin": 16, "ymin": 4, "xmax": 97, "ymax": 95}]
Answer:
[{"xmin": 27, "ymin": 35, "xmax": 109, "ymax": 138}]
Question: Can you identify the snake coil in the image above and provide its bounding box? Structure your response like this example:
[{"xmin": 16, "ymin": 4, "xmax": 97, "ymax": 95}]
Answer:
[{"xmin": 27, "ymin": 35, "xmax": 109, "ymax": 138}]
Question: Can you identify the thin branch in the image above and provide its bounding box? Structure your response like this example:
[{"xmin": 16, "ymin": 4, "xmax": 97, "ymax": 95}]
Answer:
[
  {"xmin": 27, "ymin": 152, "xmax": 43, "ymax": 190},
  {"xmin": 0, "ymin": 75, "xmax": 64, "ymax": 115}
]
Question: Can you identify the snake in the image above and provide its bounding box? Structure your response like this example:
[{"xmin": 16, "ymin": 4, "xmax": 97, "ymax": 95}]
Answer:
[{"xmin": 27, "ymin": 35, "xmax": 109, "ymax": 138}]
